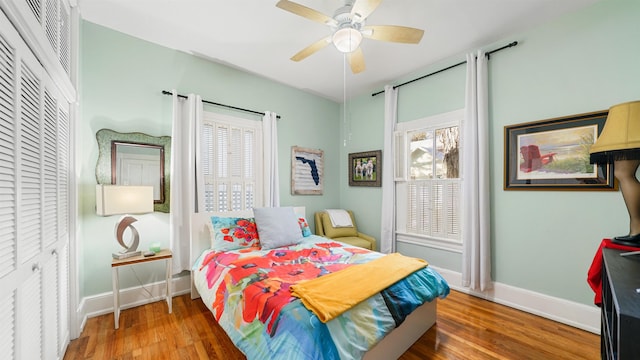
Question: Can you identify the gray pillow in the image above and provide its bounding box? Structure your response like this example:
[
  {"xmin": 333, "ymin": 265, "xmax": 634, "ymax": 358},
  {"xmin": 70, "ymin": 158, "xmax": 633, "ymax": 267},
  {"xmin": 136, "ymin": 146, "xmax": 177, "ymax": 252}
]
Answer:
[{"xmin": 253, "ymin": 207, "xmax": 304, "ymax": 249}]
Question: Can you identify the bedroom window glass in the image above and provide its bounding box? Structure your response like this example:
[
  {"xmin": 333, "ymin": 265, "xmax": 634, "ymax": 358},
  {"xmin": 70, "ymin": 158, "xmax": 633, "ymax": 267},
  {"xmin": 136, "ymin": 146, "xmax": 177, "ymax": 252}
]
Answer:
[
  {"xmin": 201, "ymin": 112, "xmax": 262, "ymax": 212},
  {"xmin": 395, "ymin": 109, "xmax": 463, "ymax": 251}
]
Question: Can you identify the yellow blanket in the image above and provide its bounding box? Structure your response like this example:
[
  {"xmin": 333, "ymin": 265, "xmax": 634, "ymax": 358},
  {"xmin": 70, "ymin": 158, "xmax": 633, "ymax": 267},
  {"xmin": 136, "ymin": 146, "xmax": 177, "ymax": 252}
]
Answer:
[{"xmin": 289, "ymin": 252, "xmax": 428, "ymax": 323}]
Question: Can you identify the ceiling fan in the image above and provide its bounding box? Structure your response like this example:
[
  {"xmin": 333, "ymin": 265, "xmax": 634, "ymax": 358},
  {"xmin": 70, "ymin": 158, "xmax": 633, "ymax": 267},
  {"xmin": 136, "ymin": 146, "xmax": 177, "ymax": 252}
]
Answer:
[{"xmin": 276, "ymin": 0, "xmax": 424, "ymax": 74}]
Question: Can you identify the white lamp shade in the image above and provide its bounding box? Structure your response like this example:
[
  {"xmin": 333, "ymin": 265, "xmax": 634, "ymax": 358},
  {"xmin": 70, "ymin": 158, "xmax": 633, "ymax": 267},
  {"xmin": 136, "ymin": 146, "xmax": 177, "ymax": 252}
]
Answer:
[
  {"xmin": 96, "ymin": 184, "xmax": 154, "ymax": 216},
  {"xmin": 332, "ymin": 27, "xmax": 362, "ymax": 53}
]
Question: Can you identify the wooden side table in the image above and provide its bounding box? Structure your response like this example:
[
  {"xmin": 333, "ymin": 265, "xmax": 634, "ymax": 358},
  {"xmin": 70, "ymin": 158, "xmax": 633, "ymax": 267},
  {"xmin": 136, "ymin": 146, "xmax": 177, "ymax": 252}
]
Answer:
[{"xmin": 111, "ymin": 249, "xmax": 173, "ymax": 329}]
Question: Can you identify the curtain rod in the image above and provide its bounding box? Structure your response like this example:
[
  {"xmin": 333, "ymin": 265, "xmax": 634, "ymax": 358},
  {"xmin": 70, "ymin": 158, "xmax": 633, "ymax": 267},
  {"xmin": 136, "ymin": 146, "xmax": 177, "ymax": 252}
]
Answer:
[
  {"xmin": 371, "ymin": 41, "xmax": 518, "ymax": 97},
  {"xmin": 161, "ymin": 90, "xmax": 281, "ymax": 119}
]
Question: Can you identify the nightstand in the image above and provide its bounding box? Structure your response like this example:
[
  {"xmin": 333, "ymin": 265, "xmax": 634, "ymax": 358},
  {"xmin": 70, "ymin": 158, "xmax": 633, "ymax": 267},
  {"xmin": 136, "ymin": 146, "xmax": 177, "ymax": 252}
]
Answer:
[{"xmin": 111, "ymin": 249, "xmax": 173, "ymax": 329}]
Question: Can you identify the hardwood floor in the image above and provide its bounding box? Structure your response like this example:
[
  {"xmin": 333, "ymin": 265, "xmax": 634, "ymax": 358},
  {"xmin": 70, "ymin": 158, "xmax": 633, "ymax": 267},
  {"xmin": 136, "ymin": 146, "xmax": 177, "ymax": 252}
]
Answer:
[{"xmin": 64, "ymin": 290, "xmax": 600, "ymax": 359}]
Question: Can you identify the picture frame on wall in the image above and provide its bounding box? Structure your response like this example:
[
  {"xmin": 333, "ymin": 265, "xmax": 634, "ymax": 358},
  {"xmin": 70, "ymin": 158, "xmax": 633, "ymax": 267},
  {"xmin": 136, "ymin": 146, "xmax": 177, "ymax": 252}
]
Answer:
[
  {"xmin": 504, "ymin": 110, "xmax": 617, "ymax": 191},
  {"xmin": 291, "ymin": 146, "xmax": 323, "ymax": 195},
  {"xmin": 349, "ymin": 150, "xmax": 382, "ymax": 187}
]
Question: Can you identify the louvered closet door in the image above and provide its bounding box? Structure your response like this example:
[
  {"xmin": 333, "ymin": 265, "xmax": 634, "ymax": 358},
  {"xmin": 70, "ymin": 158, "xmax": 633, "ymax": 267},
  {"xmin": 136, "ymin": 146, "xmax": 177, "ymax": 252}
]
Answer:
[
  {"xmin": 0, "ymin": 9, "xmax": 71, "ymax": 360},
  {"xmin": 25, "ymin": 0, "xmax": 71, "ymax": 76}
]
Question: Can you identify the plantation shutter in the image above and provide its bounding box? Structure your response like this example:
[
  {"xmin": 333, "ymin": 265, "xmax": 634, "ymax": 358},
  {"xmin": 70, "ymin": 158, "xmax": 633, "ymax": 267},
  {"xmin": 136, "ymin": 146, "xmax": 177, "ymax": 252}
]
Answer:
[
  {"xmin": 400, "ymin": 115, "xmax": 462, "ymax": 246},
  {"xmin": 445, "ymin": 181, "xmax": 460, "ymax": 238},
  {"xmin": 201, "ymin": 113, "xmax": 261, "ymax": 212}
]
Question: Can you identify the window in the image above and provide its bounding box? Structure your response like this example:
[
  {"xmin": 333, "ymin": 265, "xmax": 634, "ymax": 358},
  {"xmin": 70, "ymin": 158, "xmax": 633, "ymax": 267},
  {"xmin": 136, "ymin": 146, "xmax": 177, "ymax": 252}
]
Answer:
[
  {"xmin": 200, "ymin": 112, "xmax": 262, "ymax": 212},
  {"xmin": 395, "ymin": 109, "xmax": 463, "ymax": 251}
]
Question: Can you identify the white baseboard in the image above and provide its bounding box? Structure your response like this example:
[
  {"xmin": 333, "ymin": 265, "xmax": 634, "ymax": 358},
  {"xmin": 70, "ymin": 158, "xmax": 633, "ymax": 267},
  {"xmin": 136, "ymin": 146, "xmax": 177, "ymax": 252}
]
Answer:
[
  {"xmin": 73, "ymin": 268, "xmax": 600, "ymax": 339},
  {"xmin": 431, "ymin": 266, "xmax": 601, "ymax": 334},
  {"xmin": 75, "ymin": 275, "xmax": 191, "ymax": 336}
]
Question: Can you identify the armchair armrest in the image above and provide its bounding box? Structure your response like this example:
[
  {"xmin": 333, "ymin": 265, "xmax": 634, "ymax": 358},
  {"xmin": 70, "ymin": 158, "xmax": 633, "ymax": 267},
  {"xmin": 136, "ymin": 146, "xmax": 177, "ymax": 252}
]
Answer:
[
  {"xmin": 357, "ymin": 232, "xmax": 376, "ymax": 251},
  {"xmin": 314, "ymin": 211, "xmax": 325, "ymax": 236}
]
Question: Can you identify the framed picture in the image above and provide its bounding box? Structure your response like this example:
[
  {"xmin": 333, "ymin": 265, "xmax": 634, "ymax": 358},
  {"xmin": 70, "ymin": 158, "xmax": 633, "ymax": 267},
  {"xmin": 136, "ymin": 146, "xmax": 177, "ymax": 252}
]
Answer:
[
  {"xmin": 349, "ymin": 150, "xmax": 382, "ymax": 187},
  {"xmin": 291, "ymin": 146, "xmax": 323, "ymax": 195},
  {"xmin": 504, "ymin": 110, "xmax": 617, "ymax": 191}
]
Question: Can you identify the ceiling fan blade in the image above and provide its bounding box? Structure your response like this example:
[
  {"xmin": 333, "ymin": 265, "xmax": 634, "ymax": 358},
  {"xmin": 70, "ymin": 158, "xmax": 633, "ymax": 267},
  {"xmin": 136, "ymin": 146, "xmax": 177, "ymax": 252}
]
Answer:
[
  {"xmin": 362, "ymin": 25, "xmax": 424, "ymax": 44},
  {"xmin": 350, "ymin": 0, "xmax": 382, "ymax": 21},
  {"xmin": 291, "ymin": 36, "xmax": 331, "ymax": 62},
  {"xmin": 276, "ymin": 0, "xmax": 337, "ymax": 27},
  {"xmin": 347, "ymin": 48, "xmax": 365, "ymax": 74}
]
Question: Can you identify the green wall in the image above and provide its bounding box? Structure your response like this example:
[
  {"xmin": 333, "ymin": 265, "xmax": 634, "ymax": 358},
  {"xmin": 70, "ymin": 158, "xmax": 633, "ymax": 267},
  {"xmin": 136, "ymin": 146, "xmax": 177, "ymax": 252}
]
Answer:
[
  {"xmin": 339, "ymin": 0, "xmax": 640, "ymax": 305},
  {"xmin": 79, "ymin": 21, "xmax": 341, "ymax": 297},
  {"xmin": 79, "ymin": 0, "xmax": 639, "ymax": 308}
]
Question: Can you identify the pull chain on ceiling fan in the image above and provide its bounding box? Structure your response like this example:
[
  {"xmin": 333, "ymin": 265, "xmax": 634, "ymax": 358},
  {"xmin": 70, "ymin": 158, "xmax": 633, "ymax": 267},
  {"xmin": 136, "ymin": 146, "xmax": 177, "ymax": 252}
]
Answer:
[{"xmin": 276, "ymin": 0, "xmax": 425, "ymax": 74}]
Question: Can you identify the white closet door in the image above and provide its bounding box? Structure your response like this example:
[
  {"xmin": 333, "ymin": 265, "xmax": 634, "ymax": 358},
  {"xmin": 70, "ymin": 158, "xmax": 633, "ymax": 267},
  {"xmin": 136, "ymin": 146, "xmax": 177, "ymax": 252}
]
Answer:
[
  {"xmin": 57, "ymin": 103, "xmax": 70, "ymax": 354},
  {"xmin": 0, "ymin": 291, "xmax": 16, "ymax": 357},
  {"xmin": 18, "ymin": 269, "xmax": 43, "ymax": 360},
  {"xmin": 0, "ymin": 12, "xmax": 19, "ymax": 359},
  {"xmin": 43, "ymin": 250, "xmax": 59, "ymax": 360},
  {"xmin": 0, "ymin": 8, "xmax": 71, "ymax": 360}
]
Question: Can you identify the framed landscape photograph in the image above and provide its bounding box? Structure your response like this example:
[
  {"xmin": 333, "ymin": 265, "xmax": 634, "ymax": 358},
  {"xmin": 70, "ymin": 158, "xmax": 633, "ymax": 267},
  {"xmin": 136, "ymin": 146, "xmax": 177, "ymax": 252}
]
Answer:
[
  {"xmin": 504, "ymin": 110, "xmax": 616, "ymax": 191},
  {"xmin": 349, "ymin": 150, "xmax": 382, "ymax": 187}
]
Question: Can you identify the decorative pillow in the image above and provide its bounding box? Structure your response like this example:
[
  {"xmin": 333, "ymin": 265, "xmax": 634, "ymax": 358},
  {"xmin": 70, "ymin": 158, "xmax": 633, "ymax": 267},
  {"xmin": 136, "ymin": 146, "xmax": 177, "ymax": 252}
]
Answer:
[
  {"xmin": 210, "ymin": 216, "xmax": 260, "ymax": 251},
  {"xmin": 298, "ymin": 216, "xmax": 312, "ymax": 237},
  {"xmin": 253, "ymin": 207, "xmax": 304, "ymax": 249}
]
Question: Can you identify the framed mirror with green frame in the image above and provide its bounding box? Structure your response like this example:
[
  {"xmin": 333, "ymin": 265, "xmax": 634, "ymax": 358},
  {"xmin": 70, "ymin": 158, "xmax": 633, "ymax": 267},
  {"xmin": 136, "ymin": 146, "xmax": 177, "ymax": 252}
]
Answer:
[{"xmin": 95, "ymin": 128, "xmax": 171, "ymax": 213}]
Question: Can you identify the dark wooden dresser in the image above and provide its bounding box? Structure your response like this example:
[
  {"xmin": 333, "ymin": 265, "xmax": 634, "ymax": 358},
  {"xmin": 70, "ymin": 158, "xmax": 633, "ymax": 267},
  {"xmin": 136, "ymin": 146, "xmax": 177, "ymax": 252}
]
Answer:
[{"xmin": 601, "ymin": 247, "xmax": 640, "ymax": 359}]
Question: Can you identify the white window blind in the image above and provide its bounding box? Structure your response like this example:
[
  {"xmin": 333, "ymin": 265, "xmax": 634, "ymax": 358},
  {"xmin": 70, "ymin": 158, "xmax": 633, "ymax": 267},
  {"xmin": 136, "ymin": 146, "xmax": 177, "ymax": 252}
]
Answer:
[
  {"xmin": 406, "ymin": 180, "xmax": 460, "ymax": 238},
  {"xmin": 201, "ymin": 112, "xmax": 261, "ymax": 212}
]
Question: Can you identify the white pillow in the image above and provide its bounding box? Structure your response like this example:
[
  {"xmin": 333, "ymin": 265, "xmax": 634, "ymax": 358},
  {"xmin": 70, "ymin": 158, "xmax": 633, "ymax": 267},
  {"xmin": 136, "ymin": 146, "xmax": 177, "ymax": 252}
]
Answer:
[{"xmin": 253, "ymin": 207, "xmax": 303, "ymax": 249}]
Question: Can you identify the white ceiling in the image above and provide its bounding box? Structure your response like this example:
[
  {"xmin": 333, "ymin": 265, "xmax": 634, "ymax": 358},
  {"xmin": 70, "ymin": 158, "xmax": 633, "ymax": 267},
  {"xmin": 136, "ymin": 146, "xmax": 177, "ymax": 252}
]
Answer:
[{"xmin": 78, "ymin": 0, "xmax": 600, "ymax": 103}]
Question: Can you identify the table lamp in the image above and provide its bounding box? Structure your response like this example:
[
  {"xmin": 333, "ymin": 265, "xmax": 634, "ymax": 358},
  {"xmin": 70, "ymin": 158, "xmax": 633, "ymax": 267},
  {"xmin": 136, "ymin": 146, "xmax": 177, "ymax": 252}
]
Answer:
[
  {"xmin": 96, "ymin": 184, "xmax": 154, "ymax": 259},
  {"xmin": 590, "ymin": 100, "xmax": 640, "ymax": 247}
]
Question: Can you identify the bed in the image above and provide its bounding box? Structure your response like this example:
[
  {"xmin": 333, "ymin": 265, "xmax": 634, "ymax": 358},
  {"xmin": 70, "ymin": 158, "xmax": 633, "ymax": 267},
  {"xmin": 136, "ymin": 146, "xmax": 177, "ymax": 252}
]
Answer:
[{"xmin": 190, "ymin": 207, "xmax": 449, "ymax": 359}]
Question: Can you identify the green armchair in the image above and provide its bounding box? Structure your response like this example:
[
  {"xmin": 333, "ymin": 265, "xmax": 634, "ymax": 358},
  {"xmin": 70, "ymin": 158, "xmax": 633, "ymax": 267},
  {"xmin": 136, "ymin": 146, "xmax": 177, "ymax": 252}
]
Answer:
[{"xmin": 314, "ymin": 210, "xmax": 376, "ymax": 250}]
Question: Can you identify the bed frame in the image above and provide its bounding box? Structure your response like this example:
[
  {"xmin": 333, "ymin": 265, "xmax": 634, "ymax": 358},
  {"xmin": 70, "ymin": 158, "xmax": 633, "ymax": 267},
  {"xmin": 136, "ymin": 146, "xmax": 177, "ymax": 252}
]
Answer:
[{"xmin": 189, "ymin": 207, "xmax": 437, "ymax": 359}]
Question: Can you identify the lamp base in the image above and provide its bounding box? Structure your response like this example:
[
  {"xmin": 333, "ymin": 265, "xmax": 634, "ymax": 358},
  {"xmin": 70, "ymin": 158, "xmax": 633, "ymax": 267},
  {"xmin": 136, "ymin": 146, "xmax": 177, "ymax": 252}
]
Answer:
[
  {"xmin": 612, "ymin": 233, "xmax": 640, "ymax": 248},
  {"xmin": 112, "ymin": 250, "xmax": 142, "ymax": 260}
]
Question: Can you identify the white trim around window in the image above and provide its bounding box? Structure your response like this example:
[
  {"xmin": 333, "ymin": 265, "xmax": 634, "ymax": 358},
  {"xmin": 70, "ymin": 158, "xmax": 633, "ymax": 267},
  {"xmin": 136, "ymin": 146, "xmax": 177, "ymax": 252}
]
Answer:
[{"xmin": 395, "ymin": 109, "xmax": 464, "ymax": 252}]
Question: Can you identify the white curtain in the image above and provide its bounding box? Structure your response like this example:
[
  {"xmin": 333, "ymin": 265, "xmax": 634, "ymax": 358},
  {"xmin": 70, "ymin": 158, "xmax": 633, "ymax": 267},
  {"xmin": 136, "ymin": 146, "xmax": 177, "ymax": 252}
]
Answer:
[
  {"xmin": 262, "ymin": 111, "xmax": 280, "ymax": 207},
  {"xmin": 169, "ymin": 92, "xmax": 203, "ymax": 274},
  {"xmin": 380, "ymin": 85, "xmax": 398, "ymax": 254},
  {"xmin": 462, "ymin": 51, "xmax": 492, "ymax": 291}
]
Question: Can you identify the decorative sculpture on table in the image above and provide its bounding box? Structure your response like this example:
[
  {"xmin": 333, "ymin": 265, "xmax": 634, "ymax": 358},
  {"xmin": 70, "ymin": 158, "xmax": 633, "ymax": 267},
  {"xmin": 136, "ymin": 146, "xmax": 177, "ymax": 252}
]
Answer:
[{"xmin": 590, "ymin": 100, "xmax": 640, "ymax": 246}]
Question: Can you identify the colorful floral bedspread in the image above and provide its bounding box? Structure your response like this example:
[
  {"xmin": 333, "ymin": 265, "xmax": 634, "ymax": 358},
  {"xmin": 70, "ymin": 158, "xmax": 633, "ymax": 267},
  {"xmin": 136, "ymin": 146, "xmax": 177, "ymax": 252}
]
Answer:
[{"xmin": 192, "ymin": 235, "xmax": 450, "ymax": 360}]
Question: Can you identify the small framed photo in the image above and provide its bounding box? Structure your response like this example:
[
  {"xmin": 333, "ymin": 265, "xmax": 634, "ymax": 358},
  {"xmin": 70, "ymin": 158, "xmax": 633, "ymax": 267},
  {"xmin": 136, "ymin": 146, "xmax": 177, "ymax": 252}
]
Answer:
[
  {"xmin": 291, "ymin": 146, "xmax": 323, "ymax": 195},
  {"xmin": 349, "ymin": 150, "xmax": 382, "ymax": 187},
  {"xmin": 504, "ymin": 110, "xmax": 616, "ymax": 191}
]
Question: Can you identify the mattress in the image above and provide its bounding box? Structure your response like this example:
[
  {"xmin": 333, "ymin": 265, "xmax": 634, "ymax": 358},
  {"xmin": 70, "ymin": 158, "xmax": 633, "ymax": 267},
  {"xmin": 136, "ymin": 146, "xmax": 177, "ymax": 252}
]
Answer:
[{"xmin": 192, "ymin": 235, "xmax": 449, "ymax": 360}]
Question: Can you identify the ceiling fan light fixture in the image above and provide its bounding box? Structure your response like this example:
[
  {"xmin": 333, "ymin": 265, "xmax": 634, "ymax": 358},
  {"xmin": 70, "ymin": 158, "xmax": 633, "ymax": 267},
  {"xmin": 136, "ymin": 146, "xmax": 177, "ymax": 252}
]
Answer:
[{"xmin": 332, "ymin": 27, "xmax": 362, "ymax": 53}]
